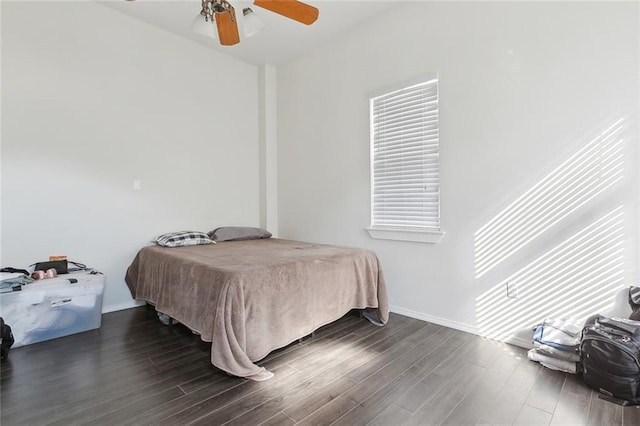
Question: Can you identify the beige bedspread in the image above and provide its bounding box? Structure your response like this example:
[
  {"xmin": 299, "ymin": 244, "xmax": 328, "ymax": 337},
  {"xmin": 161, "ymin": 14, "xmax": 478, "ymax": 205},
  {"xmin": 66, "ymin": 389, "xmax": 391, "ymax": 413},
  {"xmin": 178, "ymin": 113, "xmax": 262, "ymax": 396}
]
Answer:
[{"xmin": 125, "ymin": 238, "xmax": 388, "ymax": 379}]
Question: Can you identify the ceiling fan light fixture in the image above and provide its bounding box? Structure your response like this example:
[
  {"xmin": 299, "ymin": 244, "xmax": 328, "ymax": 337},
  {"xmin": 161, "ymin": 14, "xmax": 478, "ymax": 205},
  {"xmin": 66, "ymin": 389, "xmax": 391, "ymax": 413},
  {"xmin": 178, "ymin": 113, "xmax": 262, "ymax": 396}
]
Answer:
[
  {"xmin": 242, "ymin": 7, "xmax": 265, "ymax": 38},
  {"xmin": 190, "ymin": 12, "xmax": 218, "ymax": 39}
]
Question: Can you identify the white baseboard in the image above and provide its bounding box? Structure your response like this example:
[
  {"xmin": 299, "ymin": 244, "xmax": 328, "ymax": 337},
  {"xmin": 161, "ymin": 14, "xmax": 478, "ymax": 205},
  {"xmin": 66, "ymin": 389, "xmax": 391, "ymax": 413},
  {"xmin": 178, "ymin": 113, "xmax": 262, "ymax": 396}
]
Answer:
[
  {"xmin": 102, "ymin": 300, "xmax": 145, "ymax": 314},
  {"xmin": 390, "ymin": 305, "xmax": 532, "ymax": 349}
]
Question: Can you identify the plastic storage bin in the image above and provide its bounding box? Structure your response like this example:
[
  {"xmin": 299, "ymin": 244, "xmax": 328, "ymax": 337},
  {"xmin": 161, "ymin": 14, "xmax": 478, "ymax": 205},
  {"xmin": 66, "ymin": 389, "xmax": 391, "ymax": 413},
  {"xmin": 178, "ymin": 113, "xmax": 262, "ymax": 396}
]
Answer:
[{"xmin": 0, "ymin": 271, "xmax": 105, "ymax": 347}]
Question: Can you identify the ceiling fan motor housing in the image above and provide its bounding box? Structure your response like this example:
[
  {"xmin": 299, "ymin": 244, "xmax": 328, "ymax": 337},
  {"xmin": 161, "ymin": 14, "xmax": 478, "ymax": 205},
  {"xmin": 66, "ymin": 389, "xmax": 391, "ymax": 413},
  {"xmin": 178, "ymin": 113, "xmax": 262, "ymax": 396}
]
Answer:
[
  {"xmin": 201, "ymin": 0, "xmax": 231, "ymax": 16},
  {"xmin": 212, "ymin": 0, "xmax": 232, "ymax": 13}
]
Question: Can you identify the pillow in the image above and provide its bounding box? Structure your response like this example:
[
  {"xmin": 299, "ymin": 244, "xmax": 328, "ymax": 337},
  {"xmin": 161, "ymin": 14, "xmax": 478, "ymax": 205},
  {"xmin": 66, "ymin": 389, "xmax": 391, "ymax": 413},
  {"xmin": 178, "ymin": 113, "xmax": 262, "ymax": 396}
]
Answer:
[
  {"xmin": 153, "ymin": 231, "xmax": 215, "ymax": 247},
  {"xmin": 208, "ymin": 227, "xmax": 272, "ymax": 242}
]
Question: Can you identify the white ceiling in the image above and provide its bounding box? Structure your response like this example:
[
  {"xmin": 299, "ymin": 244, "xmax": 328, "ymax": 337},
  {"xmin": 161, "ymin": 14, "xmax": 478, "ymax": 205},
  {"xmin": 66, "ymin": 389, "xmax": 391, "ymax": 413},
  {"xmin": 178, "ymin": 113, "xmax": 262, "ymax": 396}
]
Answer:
[{"xmin": 98, "ymin": 0, "xmax": 396, "ymax": 65}]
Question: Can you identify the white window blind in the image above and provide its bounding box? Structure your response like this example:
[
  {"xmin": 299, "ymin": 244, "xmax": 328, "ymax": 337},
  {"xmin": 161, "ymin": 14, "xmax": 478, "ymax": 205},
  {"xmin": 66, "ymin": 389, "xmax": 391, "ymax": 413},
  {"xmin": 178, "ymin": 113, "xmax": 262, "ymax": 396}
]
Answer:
[{"xmin": 370, "ymin": 77, "xmax": 440, "ymax": 231}]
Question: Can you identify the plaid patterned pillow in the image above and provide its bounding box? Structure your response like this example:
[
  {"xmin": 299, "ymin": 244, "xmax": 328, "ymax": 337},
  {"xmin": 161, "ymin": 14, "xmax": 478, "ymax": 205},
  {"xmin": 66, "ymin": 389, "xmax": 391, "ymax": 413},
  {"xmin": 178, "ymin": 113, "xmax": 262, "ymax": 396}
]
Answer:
[{"xmin": 154, "ymin": 231, "xmax": 215, "ymax": 247}]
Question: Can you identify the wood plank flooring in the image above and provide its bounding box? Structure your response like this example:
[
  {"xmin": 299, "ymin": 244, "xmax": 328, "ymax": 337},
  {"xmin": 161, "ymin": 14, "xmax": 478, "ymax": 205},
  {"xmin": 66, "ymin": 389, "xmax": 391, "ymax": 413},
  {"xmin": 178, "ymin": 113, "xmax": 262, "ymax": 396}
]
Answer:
[{"xmin": 1, "ymin": 306, "xmax": 639, "ymax": 425}]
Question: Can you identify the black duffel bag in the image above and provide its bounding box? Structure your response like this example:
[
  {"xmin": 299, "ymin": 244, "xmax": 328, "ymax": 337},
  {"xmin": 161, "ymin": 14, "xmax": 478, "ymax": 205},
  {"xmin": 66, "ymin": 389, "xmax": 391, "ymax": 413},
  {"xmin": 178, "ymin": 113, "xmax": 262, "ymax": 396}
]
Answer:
[
  {"xmin": 0, "ymin": 317, "xmax": 15, "ymax": 362},
  {"xmin": 581, "ymin": 315, "xmax": 640, "ymax": 406}
]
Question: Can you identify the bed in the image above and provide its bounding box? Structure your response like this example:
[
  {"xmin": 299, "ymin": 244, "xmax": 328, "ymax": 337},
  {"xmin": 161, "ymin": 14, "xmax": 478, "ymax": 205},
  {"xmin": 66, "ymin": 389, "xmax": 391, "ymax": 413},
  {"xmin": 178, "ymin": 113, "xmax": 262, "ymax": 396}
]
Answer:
[{"xmin": 124, "ymin": 238, "xmax": 389, "ymax": 380}]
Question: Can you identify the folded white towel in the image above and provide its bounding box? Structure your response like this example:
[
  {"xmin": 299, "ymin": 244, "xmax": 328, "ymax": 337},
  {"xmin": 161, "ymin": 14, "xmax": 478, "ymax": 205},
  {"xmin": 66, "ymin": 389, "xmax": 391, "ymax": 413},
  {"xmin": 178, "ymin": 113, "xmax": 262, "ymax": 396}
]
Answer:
[{"xmin": 527, "ymin": 348, "xmax": 578, "ymax": 374}]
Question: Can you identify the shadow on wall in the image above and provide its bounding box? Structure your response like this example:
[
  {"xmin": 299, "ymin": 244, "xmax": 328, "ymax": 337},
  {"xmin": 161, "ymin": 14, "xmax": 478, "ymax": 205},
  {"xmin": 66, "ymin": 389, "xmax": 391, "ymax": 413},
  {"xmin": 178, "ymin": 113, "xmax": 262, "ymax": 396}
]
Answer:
[
  {"xmin": 474, "ymin": 118, "xmax": 625, "ymax": 278},
  {"xmin": 474, "ymin": 118, "xmax": 629, "ymax": 342},
  {"xmin": 477, "ymin": 206, "xmax": 624, "ymax": 341}
]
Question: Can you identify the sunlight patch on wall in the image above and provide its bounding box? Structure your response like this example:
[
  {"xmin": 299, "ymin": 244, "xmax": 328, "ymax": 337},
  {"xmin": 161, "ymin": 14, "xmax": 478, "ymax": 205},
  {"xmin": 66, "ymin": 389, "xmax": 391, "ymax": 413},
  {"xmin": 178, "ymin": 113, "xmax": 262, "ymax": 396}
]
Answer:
[
  {"xmin": 476, "ymin": 206, "xmax": 624, "ymax": 341},
  {"xmin": 474, "ymin": 119, "xmax": 625, "ymax": 278}
]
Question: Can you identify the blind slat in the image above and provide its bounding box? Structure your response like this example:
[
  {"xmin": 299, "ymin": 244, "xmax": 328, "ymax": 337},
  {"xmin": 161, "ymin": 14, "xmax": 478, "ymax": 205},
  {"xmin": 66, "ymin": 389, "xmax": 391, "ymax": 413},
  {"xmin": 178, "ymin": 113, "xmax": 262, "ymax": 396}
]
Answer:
[
  {"xmin": 373, "ymin": 101, "xmax": 438, "ymax": 118},
  {"xmin": 373, "ymin": 89, "xmax": 437, "ymax": 108},
  {"xmin": 373, "ymin": 154, "xmax": 439, "ymax": 164},
  {"xmin": 373, "ymin": 128, "xmax": 439, "ymax": 142}
]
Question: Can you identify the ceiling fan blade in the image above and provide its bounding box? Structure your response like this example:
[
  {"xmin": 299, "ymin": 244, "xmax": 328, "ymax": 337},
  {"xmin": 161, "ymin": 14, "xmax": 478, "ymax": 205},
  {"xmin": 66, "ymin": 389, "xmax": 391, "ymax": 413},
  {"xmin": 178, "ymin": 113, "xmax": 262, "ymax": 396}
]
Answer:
[
  {"xmin": 215, "ymin": 7, "xmax": 240, "ymax": 46},
  {"xmin": 254, "ymin": 0, "xmax": 319, "ymax": 25}
]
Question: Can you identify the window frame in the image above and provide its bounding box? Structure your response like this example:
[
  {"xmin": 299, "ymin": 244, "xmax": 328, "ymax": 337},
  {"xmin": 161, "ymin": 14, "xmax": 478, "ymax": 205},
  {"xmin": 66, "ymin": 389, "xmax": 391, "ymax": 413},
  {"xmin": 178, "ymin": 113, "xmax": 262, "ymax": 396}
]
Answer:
[{"xmin": 366, "ymin": 75, "xmax": 444, "ymax": 244}]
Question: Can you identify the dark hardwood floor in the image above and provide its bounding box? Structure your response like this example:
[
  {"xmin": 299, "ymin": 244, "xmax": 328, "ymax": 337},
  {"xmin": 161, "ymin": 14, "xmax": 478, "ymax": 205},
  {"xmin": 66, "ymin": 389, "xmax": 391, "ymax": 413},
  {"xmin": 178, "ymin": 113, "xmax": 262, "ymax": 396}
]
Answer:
[{"xmin": 1, "ymin": 307, "xmax": 639, "ymax": 425}]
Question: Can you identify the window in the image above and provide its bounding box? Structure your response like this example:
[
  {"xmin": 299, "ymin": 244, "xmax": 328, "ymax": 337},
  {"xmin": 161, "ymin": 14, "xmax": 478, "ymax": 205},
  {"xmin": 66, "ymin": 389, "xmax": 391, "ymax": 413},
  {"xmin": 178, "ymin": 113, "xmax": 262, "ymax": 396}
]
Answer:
[{"xmin": 367, "ymin": 76, "xmax": 444, "ymax": 243}]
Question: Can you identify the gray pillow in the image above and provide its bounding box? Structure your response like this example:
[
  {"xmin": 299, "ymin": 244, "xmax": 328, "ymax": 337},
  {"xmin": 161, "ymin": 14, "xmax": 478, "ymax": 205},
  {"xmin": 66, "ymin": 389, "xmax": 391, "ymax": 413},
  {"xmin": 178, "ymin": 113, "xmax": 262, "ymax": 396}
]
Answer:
[{"xmin": 208, "ymin": 227, "xmax": 272, "ymax": 242}]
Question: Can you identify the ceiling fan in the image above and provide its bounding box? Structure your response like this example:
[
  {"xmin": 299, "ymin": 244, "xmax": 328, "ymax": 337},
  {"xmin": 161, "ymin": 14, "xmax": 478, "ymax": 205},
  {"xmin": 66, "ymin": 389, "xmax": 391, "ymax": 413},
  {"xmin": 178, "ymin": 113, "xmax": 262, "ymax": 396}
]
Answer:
[{"xmin": 125, "ymin": 0, "xmax": 319, "ymax": 46}]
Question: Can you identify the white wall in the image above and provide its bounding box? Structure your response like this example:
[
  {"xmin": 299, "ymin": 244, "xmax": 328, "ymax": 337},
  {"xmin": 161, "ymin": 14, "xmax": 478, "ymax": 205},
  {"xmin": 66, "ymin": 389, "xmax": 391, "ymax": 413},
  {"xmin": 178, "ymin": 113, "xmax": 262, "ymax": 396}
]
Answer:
[
  {"xmin": 1, "ymin": 2, "xmax": 261, "ymax": 312},
  {"xmin": 277, "ymin": 2, "xmax": 639, "ymax": 345}
]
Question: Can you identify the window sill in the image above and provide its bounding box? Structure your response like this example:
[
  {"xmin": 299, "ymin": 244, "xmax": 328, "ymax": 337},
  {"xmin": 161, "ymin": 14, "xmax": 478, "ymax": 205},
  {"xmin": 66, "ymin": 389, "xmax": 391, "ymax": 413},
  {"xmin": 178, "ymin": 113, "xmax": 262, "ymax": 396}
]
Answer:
[{"xmin": 366, "ymin": 227, "xmax": 445, "ymax": 244}]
